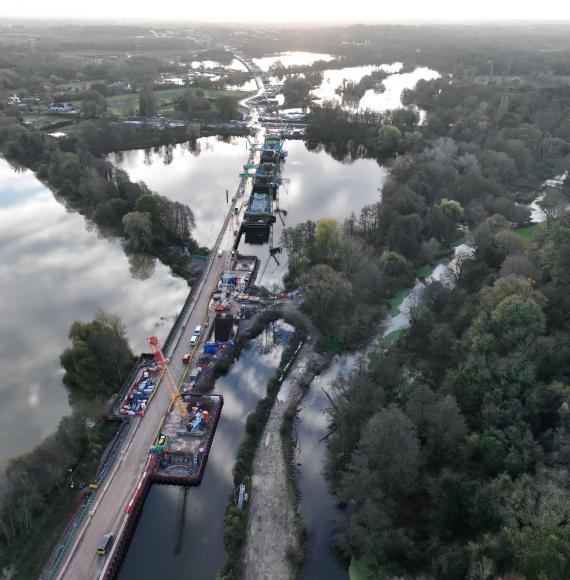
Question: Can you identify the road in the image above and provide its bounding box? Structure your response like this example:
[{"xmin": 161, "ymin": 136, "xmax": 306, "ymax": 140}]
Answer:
[
  {"xmin": 56, "ymin": 199, "xmax": 239, "ymax": 580},
  {"xmin": 55, "ymin": 53, "xmax": 265, "ymax": 580}
]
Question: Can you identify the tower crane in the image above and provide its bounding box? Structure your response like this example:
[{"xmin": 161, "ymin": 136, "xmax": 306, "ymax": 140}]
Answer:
[{"xmin": 148, "ymin": 336, "xmax": 189, "ymax": 429}]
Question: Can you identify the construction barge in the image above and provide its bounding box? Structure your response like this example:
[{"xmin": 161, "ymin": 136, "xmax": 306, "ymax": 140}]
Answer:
[
  {"xmin": 235, "ymin": 134, "xmax": 287, "ymax": 247},
  {"xmin": 42, "ymin": 134, "xmax": 273, "ymax": 580}
]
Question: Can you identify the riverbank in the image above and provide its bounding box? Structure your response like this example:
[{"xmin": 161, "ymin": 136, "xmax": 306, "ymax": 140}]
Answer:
[
  {"xmin": 0, "ymin": 114, "xmax": 204, "ymax": 285},
  {"xmin": 0, "ymin": 418, "xmax": 119, "ymax": 579},
  {"xmin": 242, "ymin": 307, "xmax": 326, "ymax": 580},
  {"xmin": 219, "ymin": 308, "xmax": 307, "ymax": 579}
]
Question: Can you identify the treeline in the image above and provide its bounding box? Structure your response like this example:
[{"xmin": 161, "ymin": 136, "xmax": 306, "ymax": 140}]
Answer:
[
  {"xmin": 337, "ymin": 69, "xmax": 388, "ymax": 104},
  {"xmin": 0, "ymin": 311, "xmax": 134, "ymax": 576},
  {"xmin": 0, "ymin": 113, "xmax": 202, "ymax": 281},
  {"xmin": 307, "ymin": 105, "xmax": 421, "ymax": 158},
  {"xmin": 68, "ymin": 118, "xmax": 248, "ymax": 157},
  {"xmin": 326, "ymin": 212, "xmax": 570, "ymax": 579},
  {"xmin": 237, "ymin": 24, "xmax": 570, "ymax": 78},
  {"xmin": 282, "ymin": 219, "xmax": 413, "ymax": 351}
]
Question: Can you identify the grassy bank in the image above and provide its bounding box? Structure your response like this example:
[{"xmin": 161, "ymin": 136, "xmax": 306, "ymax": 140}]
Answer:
[{"xmin": 514, "ymin": 221, "xmax": 547, "ymax": 246}]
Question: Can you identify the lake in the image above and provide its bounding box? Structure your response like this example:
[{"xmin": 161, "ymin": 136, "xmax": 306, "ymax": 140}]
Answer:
[{"xmin": 0, "ymin": 159, "xmax": 188, "ymax": 471}]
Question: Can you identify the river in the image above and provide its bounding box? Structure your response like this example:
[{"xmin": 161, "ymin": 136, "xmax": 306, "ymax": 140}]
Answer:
[
  {"xmin": 295, "ymin": 241, "xmax": 475, "ymax": 579},
  {"xmin": 110, "ymin": 137, "xmax": 386, "ymax": 578},
  {"xmin": 0, "ymin": 159, "xmax": 188, "ymax": 471},
  {"xmin": 118, "ymin": 321, "xmax": 293, "ymax": 580},
  {"xmin": 112, "ymin": 137, "xmax": 388, "ymax": 287}
]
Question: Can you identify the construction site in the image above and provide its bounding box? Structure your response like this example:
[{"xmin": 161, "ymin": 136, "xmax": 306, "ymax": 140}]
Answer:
[
  {"xmin": 41, "ymin": 129, "xmax": 288, "ymax": 580},
  {"xmin": 146, "ymin": 132, "xmax": 287, "ymax": 485}
]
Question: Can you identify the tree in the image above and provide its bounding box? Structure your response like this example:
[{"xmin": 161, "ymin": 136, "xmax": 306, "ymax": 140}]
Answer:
[
  {"xmin": 60, "ymin": 311, "xmax": 134, "ymax": 396},
  {"xmin": 215, "ymin": 95, "xmax": 238, "ymax": 120},
  {"xmin": 342, "ymin": 407, "xmax": 420, "ymax": 500},
  {"xmin": 538, "ymin": 188, "xmax": 568, "ymax": 223},
  {"xmin": 122, "ymin": 211, "xmax": 154, "ymax": 251},
  {"xmin": 139, "ymin": 86, "xmax": 157, "ymax": 118},
  {"xmin": 379, "ymin": 250, "xmax": 415, "ymax": 291},
  {"xmin": 376, "ymin": 124, "xmax": 402, "ymax": 155},
  {"xmin": 134, "ymin": 194, "xmax": 195, "ymax": 245},
  {"xmin": 336, "ymin": 407, "xmax": 420, "ymax": 569},
  {"xmin": 313, "ymin": 218, "xmax": 341, "ymax": 265},
  {"xmin": 282, "ymin": 76, "xmax": 313, "ymax": 108},
  {"xmin": 80, "ymin": 89, "xmax": 106, "ymax": 118},
  {"xmin": 491, "ymin": 295, "xmax": 545, "ymax": 350},
  {"xmin": 302, "ymin": 264, "xmax": 352, "ymax": 334}
]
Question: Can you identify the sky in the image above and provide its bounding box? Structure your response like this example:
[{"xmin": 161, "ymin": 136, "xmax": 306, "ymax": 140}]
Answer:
[{"xmin": 2, "ymin": 0, "xmax": 570, "ymax": 23}]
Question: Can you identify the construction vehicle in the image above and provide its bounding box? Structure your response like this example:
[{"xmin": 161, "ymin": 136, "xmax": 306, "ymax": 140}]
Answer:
[
  {"xmin": 150, "ymin": 432, "xmax": 168, "ymax": 454},
  {"xmin": 148, "ymin": 336, "xmax": 191, "ymax": 430},
  {"xmin": 148, "ymin": 336, "xmax": 209, "ymax": 435}
]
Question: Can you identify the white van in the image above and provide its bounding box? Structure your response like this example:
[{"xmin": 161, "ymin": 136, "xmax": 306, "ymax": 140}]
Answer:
[
  {"xmin": 190, "ymin": 335, "xmax": 198, "ymax": 347},
  {"xmin": 194, "ymin": 325, "xmax": 202, "ymax": 337},
  {"xmin": 217, "ymin": 249, "xmax": 223, "ymax": 258}
]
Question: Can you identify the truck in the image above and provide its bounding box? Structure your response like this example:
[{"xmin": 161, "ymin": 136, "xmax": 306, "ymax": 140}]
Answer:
[{"xmin": 97, "ymin": 532, "xmax": 114, "ymax": 556}]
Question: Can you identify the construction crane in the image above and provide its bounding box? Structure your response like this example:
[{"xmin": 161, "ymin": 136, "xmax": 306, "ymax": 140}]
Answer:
[{"xmin": 148, "ymin": 336, "xmax": 189, "ymax": 428}]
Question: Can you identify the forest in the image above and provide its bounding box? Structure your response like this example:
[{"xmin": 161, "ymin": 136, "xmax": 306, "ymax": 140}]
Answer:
[
  {"xmin": 324, "ymin": 211, "xmax": 570, "ymax": 579},
  {"xmin": 279, "ymin": 32, "xmax": 570, "ymax": 580}
]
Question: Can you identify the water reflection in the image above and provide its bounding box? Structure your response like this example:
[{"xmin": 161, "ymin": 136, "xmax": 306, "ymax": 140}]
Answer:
[
  {"xmin": 190, "ymin": 59, "xmax": 248, "ymax": 72},
  {"xmin": 0, "ymin": 159, "xmax": 187, "ymax": 470},
  {"xmin": 111, "ymin": 137, "xmax": 248, "ymax": 248},
  {"xmin": 112, "ymin": 138, "xmax": 387, "ymax": 288},
  {"xmin": 119, "ymin": 322, "xmax": 292, "ymax": 580},
  {"xmin": 253, "ymin": 51, "xmax": 334, "ymax": 71},
  {"xmin": 311, "ymin": 63, "xmax": 439, "ymax": 112},
  {"xmin": 311, "ymin": 63, "xmax": 402, "ymax": 103},
  {"xmin": 241, "ymin": 140, "xmax": 387, "ymax": 286},
  {"xmin": 359, "ymin": 67, "xmax": 440, "ymax": 111},
  {"xmin": 296, "ymin": 358, "xmax": 351, "ymax": 580}
]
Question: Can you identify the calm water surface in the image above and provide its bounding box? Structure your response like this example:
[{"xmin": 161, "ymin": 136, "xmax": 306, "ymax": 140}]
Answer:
[
  {"xmin": 119, "ymin": 322, "xmax": 292, "ymax": 580},
  {"xmin": 253, "ymin": 51, "xmax": 334, "ymax": 71},
  {"xmin": 112, "ymin": 137, "xmax": 387, "ymax": 286},
  {"xmin": 311, "ymin": 63, "xmax": 440, "ymax": 111},
  {"xmin": 111, "ymin": 137, "xmax": 248, "ymax": 248},
  {"xmin": 0, "ymin": 159, "xmax": 187, "ymax": 470}
]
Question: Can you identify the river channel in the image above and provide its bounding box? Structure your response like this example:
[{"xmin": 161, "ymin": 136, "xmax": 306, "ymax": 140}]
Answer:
[
  {"xmin": 112, "ymin": 137, "xmax": 388, "ymax": 287},
  {"xmin": 118, "ymin": 321, "xmax": 293, "ymax": 580},
  {"xmin": 0, "ymin": 159, "xmax": 187, "ymax": 472}
]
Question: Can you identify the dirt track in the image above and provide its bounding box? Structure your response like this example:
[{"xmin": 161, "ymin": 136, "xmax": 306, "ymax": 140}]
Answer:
[{"xmin": 244, "ymin": 309, "xmax": 324, "ymax": 580}]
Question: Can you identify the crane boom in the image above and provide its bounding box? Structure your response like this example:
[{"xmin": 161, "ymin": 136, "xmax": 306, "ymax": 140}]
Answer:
[{"xmin": 148, "ymin": 336, "xmax": 189, "ymax": 425}]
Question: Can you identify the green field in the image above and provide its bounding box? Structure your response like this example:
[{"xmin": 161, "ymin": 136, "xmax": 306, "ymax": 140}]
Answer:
[
  {"xmin": 71, "ymin": 86, "xmax": 249, "ymax": 117},
  {"xmin": 514, "ymin": 222, "xmax": 546, "ymax": 246},
  {"xmin": 22, "ymin": 113, "xmax": 74, "ymax": 130}
]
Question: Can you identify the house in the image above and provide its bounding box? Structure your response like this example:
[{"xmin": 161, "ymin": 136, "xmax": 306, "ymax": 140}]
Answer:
[{"xmin": 47, "ymin": 103, "xmax": 76, "ymax": 114}]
